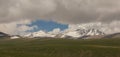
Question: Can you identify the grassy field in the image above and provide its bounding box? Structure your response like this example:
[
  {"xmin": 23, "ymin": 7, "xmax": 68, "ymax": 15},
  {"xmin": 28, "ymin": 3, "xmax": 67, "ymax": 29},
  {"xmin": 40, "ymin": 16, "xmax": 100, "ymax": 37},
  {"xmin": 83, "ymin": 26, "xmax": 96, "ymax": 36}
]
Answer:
[{"xmin": 0, "ymin": 38, "xmax": 120, "ymax": 57}]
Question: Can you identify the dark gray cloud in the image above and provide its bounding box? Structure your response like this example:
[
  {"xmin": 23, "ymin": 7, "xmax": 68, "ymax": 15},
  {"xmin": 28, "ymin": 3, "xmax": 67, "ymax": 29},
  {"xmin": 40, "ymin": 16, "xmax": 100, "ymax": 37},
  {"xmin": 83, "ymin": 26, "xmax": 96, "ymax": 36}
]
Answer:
[{"xmin": 0, "ymin": 0, "xmax": 120, "ymax": 24}]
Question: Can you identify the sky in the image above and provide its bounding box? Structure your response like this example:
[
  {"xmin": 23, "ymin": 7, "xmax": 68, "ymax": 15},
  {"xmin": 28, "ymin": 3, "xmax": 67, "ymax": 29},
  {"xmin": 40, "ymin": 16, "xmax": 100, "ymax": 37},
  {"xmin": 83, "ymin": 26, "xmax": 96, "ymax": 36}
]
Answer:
[
  {"xmin": 0, "ymin": 0, "xmax": 119, "ymax": 35},
  {"xmin": 29, "ymin": 20, "xmax": 68, "ymax": 32}
]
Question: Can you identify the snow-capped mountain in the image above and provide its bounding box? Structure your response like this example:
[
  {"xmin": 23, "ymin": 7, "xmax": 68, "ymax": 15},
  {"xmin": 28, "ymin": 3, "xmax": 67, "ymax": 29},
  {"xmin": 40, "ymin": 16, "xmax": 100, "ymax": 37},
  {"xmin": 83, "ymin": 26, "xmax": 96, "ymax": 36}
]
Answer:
[
  {"xmin": 24, "ymin": 30, "xmax": 56, "ymax": 38},
  {"xmin": 61, "ymin": 28, "xmax": 105, "ymax": 38},
  {"xmin": 25, "ymin": 23, "xmax": 105, "ymax": 39},
  {"xmin": 61, "ymin": 23, "xmax": 105, "ymax": 38}
]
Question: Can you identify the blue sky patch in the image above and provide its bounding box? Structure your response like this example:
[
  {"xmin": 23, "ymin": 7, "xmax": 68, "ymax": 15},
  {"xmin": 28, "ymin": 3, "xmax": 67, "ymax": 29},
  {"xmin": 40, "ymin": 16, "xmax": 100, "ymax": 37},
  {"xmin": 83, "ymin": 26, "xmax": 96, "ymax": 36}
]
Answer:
[{"xmin": 28, "ymin": 20, "xmax": 68, "ymax": 32}]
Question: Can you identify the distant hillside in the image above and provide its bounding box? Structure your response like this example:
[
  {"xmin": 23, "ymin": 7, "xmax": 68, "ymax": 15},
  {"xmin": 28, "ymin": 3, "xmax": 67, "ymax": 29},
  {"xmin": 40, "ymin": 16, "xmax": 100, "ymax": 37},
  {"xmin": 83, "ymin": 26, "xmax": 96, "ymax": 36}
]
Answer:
[
  {"xmin": 0, "ymin": 32, "xmax": 10, "ymax": 38},
  {"xmin": 104, "ymin": 33, "xmax": 120, "ymax": 38}
]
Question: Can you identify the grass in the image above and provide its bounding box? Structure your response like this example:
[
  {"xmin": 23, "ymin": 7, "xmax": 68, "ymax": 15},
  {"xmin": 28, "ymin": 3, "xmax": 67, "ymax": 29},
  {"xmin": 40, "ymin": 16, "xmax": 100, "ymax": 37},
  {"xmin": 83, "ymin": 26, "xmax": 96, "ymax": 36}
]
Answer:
[{"xmin": 0, "ymin": 38, "xmax": 120, "ymax": 57}]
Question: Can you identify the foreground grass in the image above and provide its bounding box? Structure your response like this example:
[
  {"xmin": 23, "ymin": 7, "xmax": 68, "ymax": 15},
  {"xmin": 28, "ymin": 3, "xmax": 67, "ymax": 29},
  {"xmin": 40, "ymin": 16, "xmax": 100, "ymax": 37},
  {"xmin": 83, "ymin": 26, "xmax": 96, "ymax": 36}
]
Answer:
[{"xmin": 0, "ymin": 38, "xmax": 120, "ymax": 57}]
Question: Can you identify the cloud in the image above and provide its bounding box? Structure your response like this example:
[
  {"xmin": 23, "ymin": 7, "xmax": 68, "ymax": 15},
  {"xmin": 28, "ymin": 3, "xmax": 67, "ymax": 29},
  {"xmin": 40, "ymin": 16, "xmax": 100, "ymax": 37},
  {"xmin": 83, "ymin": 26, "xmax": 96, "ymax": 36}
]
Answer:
[
  {"xmin": 0, "ymin": 20, "xmax": 38, "ymax": 35},
  {"xmin": 66, "ymin": 21, "xmax": 120, "ymax": 34},
  {"xmin": 52, "ymin": 0, "xmax": 120, "ymax": 24},
  {"xmin": 0, "ymin": 0, "xmax": 57, "ymax": 23},
  {"xmin": 0, "ymin": 0, "xmax": 119, "ymax": 34},
  {"xmin": 103, "ymin": 21, "xmax": 120, "ymax": 34},
  {"xmin": 0, "ymin": 0, "xmax": 119, "ymax": 24}
]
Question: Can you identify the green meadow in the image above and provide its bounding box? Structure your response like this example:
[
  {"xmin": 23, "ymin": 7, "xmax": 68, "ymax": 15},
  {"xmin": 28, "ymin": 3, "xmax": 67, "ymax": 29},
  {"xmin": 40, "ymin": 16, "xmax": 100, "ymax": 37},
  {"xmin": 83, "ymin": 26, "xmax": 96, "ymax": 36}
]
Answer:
[{"xmin": 0, "ymin": 38, "xmax": 120, "ymax": 57}]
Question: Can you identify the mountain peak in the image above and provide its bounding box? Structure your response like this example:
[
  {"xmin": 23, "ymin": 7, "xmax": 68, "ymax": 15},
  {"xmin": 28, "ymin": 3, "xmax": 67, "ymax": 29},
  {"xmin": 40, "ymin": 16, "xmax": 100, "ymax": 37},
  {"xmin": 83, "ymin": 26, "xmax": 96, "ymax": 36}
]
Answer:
[{"xmin": 61, "ymin": 28, "xmax": 105, "ymax": 38}]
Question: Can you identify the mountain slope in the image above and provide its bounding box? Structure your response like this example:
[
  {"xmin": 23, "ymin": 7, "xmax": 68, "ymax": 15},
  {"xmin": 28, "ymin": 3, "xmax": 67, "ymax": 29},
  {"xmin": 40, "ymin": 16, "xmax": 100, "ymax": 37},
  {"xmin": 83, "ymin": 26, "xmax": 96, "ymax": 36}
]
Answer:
[
  {"xmin": 0, "ymin": 32, "xmax": 10, "ymax": 38},
  {"xmin": 104, "ymin": 33, "xmax": 120, "ymax": 38},
  {"xmin": 25, "ymin": 31, "xmax": 56, "ymax": 38},
  {"xmin": 25, "ymin": 25, "xmax": 105, "ymax": 39},
  {"xmin": 61, "ymin": 28, "xmax": 105, "ymax": 38},
  {"xmin": 24, "ymin": 23, "xmax": 107, "ymax": 39}
]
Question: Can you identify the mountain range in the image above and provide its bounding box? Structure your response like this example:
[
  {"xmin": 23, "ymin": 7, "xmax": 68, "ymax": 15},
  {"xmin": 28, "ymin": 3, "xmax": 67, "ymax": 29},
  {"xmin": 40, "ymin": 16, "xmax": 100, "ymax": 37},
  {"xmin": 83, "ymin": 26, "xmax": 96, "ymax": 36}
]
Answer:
[
  {"xmin": 0, "ymin": 23, "xmax": 120, "ymax": 39},
  {"xmin": 0, "ymin": 31, "xmax": 120, "ymax": 39},
  {"xmin": 24, "ymin": 28, "xmax": 119, "ymax": 39}
]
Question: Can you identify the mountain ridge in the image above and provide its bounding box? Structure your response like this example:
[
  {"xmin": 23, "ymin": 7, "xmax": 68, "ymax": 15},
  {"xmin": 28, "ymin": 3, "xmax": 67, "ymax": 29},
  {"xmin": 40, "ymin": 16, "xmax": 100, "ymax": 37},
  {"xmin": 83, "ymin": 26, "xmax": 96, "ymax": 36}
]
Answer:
[{"xmin": 24, "ymin": 27, "xmax": 106, "ymax": 39}]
